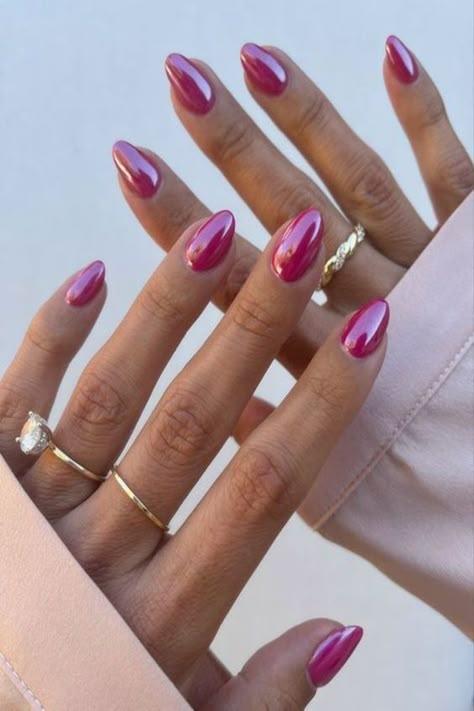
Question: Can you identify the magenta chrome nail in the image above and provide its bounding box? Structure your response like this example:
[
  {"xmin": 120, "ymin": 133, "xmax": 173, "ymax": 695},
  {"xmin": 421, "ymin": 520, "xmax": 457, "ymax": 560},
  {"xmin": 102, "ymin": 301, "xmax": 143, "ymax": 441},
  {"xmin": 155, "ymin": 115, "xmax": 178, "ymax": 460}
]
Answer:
[
  {"xmin": 112, "ymin": 141, "xmax": 161, "ymax": 199},
  {"xmin": 341, "ymin": 299, "xmax": 390, "ymax": 358},
  {"xmin": 186, "ymin": 210, "xmax": 235, "ymax": 271},
  {"xmin": 65, "ymin": 261, "xmax": 105, "ymax": 306},
  {"xmin": 385, "ymin": 35, "xmax": 419, "ymax": 84},
  {"xmin": 165, "ymin": 54, "xmax": 215, "ymax": 114},
  {"xmin": 307, "ymin": 626, "xmax": 363, "ymax": 689},
  {"xmin": 272, "ymin": 208, "xmax": 324, "ymax": 282},
  {"xmin": 240, "ymin": 43, "xmax": 288, "ymax": 95}
]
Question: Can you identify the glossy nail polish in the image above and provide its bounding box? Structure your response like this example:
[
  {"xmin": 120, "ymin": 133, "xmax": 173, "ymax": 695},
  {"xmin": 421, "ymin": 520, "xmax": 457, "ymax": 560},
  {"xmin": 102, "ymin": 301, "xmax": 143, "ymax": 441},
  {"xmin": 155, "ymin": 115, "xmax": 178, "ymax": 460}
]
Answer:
[
  {"xmin": 341, "ymin": 299, "xmax": 390, "ymax": 358},
  {"xmin": 307, "ymin": 626, "xmax": 363, "ymax": 689},
  {"xmin": 186, "ymin": 210, "xmax": 235, "ymax": 271},
  {"xmin": 165, "ymin": 54, "xmax": 215, "ymax": 114},
  {"xmin": 240, "ymin": 43, "xmax": 288, "ymax": 95},
  {"xmin": 65, "ymin": 261, "xmax": 105, "ymax": 306},
  {"xmin": 272, "ymin": 208, "xmax": 324, "ymax": 282},
  {"xmin": 385, "ymin": 35, "xmax": 419, "ymax": 84},
  {"xmin": 112, "ymin": 141, "xmax": 161, "ymax": 198}
]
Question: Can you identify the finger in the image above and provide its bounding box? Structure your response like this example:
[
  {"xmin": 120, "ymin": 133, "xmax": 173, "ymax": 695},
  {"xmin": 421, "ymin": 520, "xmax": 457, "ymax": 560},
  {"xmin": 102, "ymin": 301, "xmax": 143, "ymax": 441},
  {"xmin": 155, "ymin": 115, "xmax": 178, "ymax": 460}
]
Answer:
[
  {"xmin": 240, "ymin": 43, "xmax": 430, "ymax": 268},
  {"xmin": 145, "ymin": 299, "xmax": 388, "ymax": 672},
  {"xmin": 384, "ymin": 35, "xmax": 474, "ymax": 225},
  {"xmin": 22, "ymin": 212, "xmax": 236, "ymax": 519},
  {"xmin": 0, "ymin": 262, "xmax": 106, "ymax": 473},
  {"xmin": 83, "ymin": 208, "xmax": 326, "ymax": 570},
  {"xmin": 204, "ymin": 621, "xmax": 363, "ymax": 710},
  {"xmin": 233, "ymin": 396, "xmax": 274, "ymax": 445},
  {"xmin": 181, "ymin": 652, "xmax": 231, "ymax": 709},
  {"xmin": 164, "ymin": 53, "xmax": 400, "ymax": 307},
  {"xmin": 113, "ymin": 140, "xmax": 338, "ymax": 362}
]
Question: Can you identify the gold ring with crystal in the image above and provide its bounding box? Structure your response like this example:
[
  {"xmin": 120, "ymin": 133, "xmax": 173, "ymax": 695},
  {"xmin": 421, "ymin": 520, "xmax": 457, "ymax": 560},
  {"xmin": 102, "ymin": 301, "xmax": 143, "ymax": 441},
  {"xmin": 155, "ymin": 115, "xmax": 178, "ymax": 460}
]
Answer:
[
  {"xmin": 319, "ymin": 223, "xmax": 366, "ymax": 289},
  {"xmin": 16, "ymin": 411, "xmax": 109, "ymax": 482},
  {"xmin": 112, "ymin": 466, "xmax": 169, "ymax": 532}
]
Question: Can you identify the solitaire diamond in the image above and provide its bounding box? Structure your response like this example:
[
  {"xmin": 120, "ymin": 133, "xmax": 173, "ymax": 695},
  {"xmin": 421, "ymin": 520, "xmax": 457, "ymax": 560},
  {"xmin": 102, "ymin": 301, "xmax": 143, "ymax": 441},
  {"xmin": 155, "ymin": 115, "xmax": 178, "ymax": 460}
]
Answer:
[{"xmin": 17, "ymin": 412, "xmax": 51, "ymax": 455}]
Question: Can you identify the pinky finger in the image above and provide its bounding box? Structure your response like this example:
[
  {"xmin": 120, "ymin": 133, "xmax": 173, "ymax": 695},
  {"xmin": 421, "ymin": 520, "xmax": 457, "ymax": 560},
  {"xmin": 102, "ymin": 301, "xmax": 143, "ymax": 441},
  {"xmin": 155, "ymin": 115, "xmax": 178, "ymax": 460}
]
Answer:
[
  {"xmin": 384, "ymin": 35, "xmax": 474, "ymax": 226},
  {"xmin": 0, "ymin": 260, "xmax": 106, "ymax": 472},
  {"xmin": 203, "ymin": 620, "xmax": 363, "ymax": 710}
]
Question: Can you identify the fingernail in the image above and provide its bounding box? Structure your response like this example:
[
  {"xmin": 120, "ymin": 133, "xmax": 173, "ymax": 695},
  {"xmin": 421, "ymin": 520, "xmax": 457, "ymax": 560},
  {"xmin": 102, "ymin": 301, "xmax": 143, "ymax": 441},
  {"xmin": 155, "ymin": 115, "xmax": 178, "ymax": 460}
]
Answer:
[
  {"xmin": 341, "ymin": 299, "xmax": 390, "ymax": 358},
  {"xmin": 385, "ymin": 35, "xmax": 419, "ymax": 84},
  {"xmin": 112, "ymin": 141, "xmax": 161, "ymax": 198},
  {"xmin": 65, "ymin": 261, "xmax": 105, "ymax": 306},
  {"xmin": 307, "ymin": 626, "xmax": 363, "ymax": 689},
  {"xmin": 272, "ymin": 208, "xmax": 324, "ymax": 282},
  {"xmin": 240, "ymin": 43, "xmax": 288, "ymax": 96},
  {"xmin": 186, "ymin": 210, "xmax": 235, "ymax": 271},
  {"xmin": 165, "ymin": 54, "xmax": 215, "ymax": 115}
]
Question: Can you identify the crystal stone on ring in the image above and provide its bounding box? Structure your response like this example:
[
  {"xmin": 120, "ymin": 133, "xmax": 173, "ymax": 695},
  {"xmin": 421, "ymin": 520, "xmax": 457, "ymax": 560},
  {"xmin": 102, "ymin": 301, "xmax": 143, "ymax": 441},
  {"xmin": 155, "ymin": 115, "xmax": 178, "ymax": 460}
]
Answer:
[{"xmin": 17, "ymin": 412, "xmax": 51, "ymax": 455}]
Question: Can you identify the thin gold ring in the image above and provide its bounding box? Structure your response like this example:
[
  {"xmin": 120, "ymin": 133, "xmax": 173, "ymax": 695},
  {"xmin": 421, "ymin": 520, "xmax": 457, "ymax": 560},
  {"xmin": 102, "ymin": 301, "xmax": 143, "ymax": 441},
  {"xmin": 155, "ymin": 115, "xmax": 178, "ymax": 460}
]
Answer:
[
  {"xmin": 16, "ymin": 411, "xmax": 109, "ymax": 482},
  {"xmin": 112, "ymin": 466, "xmax": 169, "ymax": 532},
  {"xmin": 319, "ymin": 223, "xmax": 366, "ymax": 289}
]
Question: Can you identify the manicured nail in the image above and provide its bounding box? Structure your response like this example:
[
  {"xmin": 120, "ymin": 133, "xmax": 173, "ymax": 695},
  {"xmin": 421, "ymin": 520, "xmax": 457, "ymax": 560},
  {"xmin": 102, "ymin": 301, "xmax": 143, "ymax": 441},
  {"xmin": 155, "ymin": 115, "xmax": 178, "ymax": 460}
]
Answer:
[
  {"xmin": 240, "ymin": 43, "xmax": 288, "ymax": 96},
  {"xmin": 307, "ymin": 626, "xmax": 363, "ymax": 689},
  {"xmin": 186, "ymin": 210, "xmax": 235, "ymax": 271},
  {"xmin": 272, "ymin": 208, "xmax": 324, "ymax": 282},
  {"xmin": 112, "ymin": 141, "xmax": 161, "ymax": 198},
  {"xmin": 65, "ymin": 261, "xmax": 105, "ymax": 306},
  {"xmin": 385, "ymin": 35, "xmax": 419, "ymax": 84},
  {"xmin": 341, "ymin": 299, "xmax": 390, "ymax": 358},
  {"xmin": 165, "ymin": 54, "xmax": 215, "ymax": 114}
]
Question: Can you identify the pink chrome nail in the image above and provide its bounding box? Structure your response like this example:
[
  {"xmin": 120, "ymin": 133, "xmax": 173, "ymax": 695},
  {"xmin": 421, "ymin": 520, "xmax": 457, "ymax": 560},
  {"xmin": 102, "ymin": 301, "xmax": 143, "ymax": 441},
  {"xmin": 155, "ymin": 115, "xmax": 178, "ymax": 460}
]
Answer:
[
  {"xmin": 112, "ymin": 141, "xmax": 161, "ymax": 199},
  {"xmin": 186, "ymin": 210, "xmax": 235, "ymax": 271},
  {"xmin": 240, "ymin": 43, "xmax": 288, "ymax": 95},
  {"xmin": 65, "ymin": 261, "xmax": 105, "ymax": 306},
  {"xmin": 385, "ymin": 35, "xmax": 419, "ymax": 84},
  {"xmin": 272, "ymin": 208, "xmax": 324, "ymax": 282},
  {"xmin": 341, "ymin": 299, "xmax": 390, "ymax": 358},
  {"xmin": 307, "ymin": 626, "xmax": 363, "ymax": 689},
  {"xmin": 165, "ymin": 54, "xmax": 215, "ymax": 114}
]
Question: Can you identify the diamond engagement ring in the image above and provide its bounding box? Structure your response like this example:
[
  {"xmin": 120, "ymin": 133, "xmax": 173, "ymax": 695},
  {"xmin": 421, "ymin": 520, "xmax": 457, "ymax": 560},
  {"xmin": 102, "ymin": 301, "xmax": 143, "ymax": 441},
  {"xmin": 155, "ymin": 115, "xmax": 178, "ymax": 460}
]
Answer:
[
  {"xmin": 16, "ymin": 411, "xmax": 110, "ymax": 482},
  {"xmin": 319, "ymin": 223, "xmax": 366, "ymax": 289}
]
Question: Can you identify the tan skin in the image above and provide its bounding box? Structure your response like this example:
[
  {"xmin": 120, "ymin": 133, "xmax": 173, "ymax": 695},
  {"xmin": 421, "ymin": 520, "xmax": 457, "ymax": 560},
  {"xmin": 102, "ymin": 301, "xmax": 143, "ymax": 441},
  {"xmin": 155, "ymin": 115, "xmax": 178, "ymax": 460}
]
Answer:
[{"xmin": 1, "ymin": 41, "xmax": 472, "ymax": 709}]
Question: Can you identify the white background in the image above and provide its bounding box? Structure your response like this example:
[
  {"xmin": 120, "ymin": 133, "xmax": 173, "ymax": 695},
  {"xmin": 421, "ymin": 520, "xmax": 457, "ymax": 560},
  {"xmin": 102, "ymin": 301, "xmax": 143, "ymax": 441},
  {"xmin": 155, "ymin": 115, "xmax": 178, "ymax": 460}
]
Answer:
[{"xmin": 1, "ymin": 1, "xmax": 473, "ymax": 709}]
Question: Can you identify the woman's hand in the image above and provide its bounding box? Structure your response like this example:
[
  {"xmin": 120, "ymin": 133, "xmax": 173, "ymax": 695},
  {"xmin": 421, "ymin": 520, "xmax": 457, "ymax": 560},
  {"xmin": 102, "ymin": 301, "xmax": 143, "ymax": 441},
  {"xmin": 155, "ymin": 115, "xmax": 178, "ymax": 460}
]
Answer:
[
  {"xmin": 111, "ymin": 35, "xmax": 473, "ymax": 394},
  {"xmin": 1, "ymin": 209, "xmax": 386, "ymax": 707}
]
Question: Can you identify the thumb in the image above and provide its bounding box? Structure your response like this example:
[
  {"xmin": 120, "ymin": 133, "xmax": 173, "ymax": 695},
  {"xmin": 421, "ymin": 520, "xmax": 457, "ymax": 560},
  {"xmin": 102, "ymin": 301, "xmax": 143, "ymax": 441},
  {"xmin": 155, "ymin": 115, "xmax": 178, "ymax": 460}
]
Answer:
[{"xmin": 203, "ymin": 620, "xmax": 363, "ymax": 710}]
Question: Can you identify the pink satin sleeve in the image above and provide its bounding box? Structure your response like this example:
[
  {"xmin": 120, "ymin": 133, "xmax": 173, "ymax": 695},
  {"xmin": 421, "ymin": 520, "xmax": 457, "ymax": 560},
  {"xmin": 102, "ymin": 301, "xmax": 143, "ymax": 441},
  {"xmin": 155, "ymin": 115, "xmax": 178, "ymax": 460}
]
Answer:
[
  {"xmin": 300, "ymin": 192, "xmax": 474, "ymax": 638},
  {"xmin": 0, "ymin": 457, "xmax": 190, "ymax": 710}
]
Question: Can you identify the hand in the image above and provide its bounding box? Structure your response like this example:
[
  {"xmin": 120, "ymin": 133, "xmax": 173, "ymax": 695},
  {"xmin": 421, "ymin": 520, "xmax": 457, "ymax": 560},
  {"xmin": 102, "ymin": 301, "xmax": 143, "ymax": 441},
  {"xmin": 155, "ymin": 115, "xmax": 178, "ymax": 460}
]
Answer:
[
  {"xmin": 111, "ymin": 35, "xmax": 473, "ymax": 425},
  {"xmin": 2, "ymin": 210, "xmax": 387, "ymax": 707}
]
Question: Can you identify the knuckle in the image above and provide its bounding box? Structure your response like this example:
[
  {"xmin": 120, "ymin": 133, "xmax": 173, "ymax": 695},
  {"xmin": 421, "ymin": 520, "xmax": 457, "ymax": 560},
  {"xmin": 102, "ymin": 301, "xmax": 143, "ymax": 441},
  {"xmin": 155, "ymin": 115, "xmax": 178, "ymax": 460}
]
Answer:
[
  {"xmin": 137, "ymin": 281, "xmax": 187, "ymax": 328},
  {"xmin": 26, "ymin": 313, "xmax": 69, "ymax": 359},
  {"xmin": 145, "ymin": 386, "xmax": 212, "ymax": 468},
  {"xmin": 436, "ymin": 151, "xmax": 474, "ymax": 198},
  {"xmin": 206, "ymin": 119, "xmax": 257, "ymax": 165},
  {"xmin": 345, "ymin": 153, "xmax": 396, "ymax": 217},
  {"xmin": 416, "ymin": 91, "xmax": 447, "ymax": 133},
  {"xmin": 222, "ymin": 252, "xmax": 256, "ymax": 308},
  {"xmin": 292, "ymin": 92, "xmax": 330, "ymax": 138},
  {"xmin": 272, "ymin": 180, "xmax": 320, "ymax": 228},
  {"xmin": 228, "ymin": 446, "xmax": 297, "ymax": 520},
  {"xmin": 305, "ymin": 371, "xmax": 346, "ymax": 427},
  {"xmin": 72, "ymin": 368, "xmax": 130, "ymax": 434},
  {"xmin": 230, "ymin": 291, "xmax": 278, "ymax": 341},
  {"xmin": 160, "ymin": 200, "xmax": 200, "ymax": 243}
]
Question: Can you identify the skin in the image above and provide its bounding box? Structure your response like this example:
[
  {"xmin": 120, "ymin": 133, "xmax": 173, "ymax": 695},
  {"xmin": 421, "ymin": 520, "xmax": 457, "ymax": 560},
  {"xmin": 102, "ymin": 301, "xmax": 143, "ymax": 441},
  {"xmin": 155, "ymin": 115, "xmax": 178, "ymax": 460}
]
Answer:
[{"xmin": 1, "ymin": 41, "xmax": 472, "ymax": 708}]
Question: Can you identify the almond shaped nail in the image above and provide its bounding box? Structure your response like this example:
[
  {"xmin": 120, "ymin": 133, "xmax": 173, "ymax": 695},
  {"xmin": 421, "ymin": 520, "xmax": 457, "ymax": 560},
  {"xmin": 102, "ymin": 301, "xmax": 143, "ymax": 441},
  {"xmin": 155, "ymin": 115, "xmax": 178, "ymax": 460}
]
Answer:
[
  {"xmin": 186, "ymin": 210, "xmax": 235, "ymax": 271},
  {"xmin": 385, "ymin": 35, "xmax": 419, "ymax": 84},
  {"xmin": 165, "ymin": 53, "xmax": 215, "ymax": 114},
  {"xmin": 272, "ymin": 208, "xmax": 324, "ymax": 282},
  {"xmin": 341, "ymin": 299, "xmax": 390, "ymax": 358},
  {"xmin": 240, "ymin": 43, "xmax": 288, "ymax": 95},
  {"xmin": 112, "ymin": 141, "xmax": 161, "ymax": 198},
  {"xmin": 307, "ymin": 625, "xmax": 363, "ymax": 688},
  {"xmin": 65, "ymin": 261, "xmax": 105, "ymax": 306}
]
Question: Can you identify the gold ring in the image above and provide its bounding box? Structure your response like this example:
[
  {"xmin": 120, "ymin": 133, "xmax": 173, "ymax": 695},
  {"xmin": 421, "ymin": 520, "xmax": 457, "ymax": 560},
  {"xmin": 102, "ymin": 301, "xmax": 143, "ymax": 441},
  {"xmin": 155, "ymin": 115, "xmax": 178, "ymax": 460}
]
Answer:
[
  {"xmin": 319, "ymin": 223, "xmax": 366, "ymax": 289},
  {"xmin": 16, "ymin": 411, "xmax": 109, "ymax": 482},
  {"xmin": 112, "ymin": 466, "xmax": 169, "ymax": 532}
]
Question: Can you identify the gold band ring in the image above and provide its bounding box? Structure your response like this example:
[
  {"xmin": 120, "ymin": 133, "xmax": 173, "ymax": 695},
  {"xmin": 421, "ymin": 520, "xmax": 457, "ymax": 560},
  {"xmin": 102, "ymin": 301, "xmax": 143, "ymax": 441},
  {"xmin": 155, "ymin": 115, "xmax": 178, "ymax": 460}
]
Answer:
[
  {"xmin": 319, "ymin": 223, "xmax": 366, "ymax": 289},
  {"xmin": 16, "ymin": 412, "xmax": 109, "ymax": 482},
  {"xmin": 112, "ymin": 466, "xmax": 169, "ymax": 532}
]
